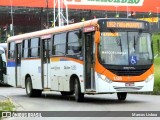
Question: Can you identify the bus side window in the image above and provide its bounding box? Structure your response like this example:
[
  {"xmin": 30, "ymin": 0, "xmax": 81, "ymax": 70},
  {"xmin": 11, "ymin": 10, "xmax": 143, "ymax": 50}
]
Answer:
[
  {"xmin": 30, "ymin": 38, "xmax": 40, "ymax": 57},
  {"xmin": 22, "ymin": 40, "xmax": 29, "ymax": 58},
  {"xmin": 67, "ymin": 30, "xmax": 82, "ymax": 55},
  {"xmin": 8, "ymin": 42, "xmax": 15, "ymax": 59},
  {"xmin": 52, "ymin": 33, "xmax": 66, "ymax": 56}
]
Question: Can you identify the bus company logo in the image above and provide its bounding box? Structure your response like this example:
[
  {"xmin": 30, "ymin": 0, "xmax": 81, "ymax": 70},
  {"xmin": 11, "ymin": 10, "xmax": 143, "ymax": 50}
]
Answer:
[
  {"xmin": 51, "ymin": 66, "xmax": 60, "ymax": 70},
  {"xmin": 2, "ymin": 112, "xmax": 12, "ymax": 118},
  {"xmin": 123, "ymin": 67, "xmax": 135, "ymax": 70}
]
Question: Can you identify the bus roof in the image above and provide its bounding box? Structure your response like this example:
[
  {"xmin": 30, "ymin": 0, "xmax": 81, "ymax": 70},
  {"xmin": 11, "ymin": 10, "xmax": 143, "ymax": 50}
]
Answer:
[
  {"xmin": 7, "ymin": 19, "xmax": 98, "ymax": 42},
  {"xmin": 7, "ymin": 18, "xmax": 149, "ymax": 43}
]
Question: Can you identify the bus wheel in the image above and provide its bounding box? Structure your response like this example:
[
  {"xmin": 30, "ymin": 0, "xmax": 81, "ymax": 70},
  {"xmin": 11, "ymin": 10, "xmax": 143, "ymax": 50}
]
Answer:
[
  {"xmin": 25, "ymin": 77, "xmax": 42, "ymax": 97},
  {"xmin": 117, "ymin": 92, "xmax": 127, "ymax": 101},
  {"xmin": 74, "ymin": 79, "xmax": 84, "ymax": 102}
]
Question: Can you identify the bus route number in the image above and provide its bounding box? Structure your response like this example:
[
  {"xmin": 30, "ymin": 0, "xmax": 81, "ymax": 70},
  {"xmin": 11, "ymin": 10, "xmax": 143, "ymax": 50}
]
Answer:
[{"xmin": 113, "ymin": 76, "xmax": 122, "ymax": 81}]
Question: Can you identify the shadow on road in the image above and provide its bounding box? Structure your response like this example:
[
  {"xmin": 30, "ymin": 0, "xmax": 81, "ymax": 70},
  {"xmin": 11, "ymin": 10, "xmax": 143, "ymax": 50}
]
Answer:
[{"xmin": 29, "ymin": 93, "xmax": 146, "ymax": 105}]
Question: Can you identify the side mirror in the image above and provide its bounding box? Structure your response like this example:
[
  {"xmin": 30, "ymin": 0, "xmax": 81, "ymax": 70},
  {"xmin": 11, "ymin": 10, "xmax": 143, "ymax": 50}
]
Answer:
[{"xmin": 95, "ymin": 31, "xmax": 100, "ymax": 43}]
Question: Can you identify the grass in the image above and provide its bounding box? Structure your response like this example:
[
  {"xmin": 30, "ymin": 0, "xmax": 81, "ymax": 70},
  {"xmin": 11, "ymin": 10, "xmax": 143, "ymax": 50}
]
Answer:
[
  {"xmin": 0, "ymin": 97, "xmax": 15, "ymax": 118},
  {"xmin": 152, "ymin": 32, "xmax": 160, "ymax": 55},
  {"xmin": 153, "ymin": 57, "xmax": 160, "ymax": 95},
  {"xmin": 0, "ymin": 97, "xmax": 15, "ymax": 114},
  {"xmin": 152, "ymin": 33, "xmax": 160, "ymax": 94}
]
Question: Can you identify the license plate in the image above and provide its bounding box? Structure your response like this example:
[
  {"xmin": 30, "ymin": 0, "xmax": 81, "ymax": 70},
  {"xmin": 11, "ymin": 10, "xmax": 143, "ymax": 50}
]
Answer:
[{"xmin": 125, "ymin": 82, "xmax": 135, "ymax": 87}]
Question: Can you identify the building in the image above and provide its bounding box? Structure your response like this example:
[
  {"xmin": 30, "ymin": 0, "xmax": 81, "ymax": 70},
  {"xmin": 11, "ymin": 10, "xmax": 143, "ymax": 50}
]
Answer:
[{"xmin": 0, "ymin": 0, "xmax": 160, "ymax": 42}]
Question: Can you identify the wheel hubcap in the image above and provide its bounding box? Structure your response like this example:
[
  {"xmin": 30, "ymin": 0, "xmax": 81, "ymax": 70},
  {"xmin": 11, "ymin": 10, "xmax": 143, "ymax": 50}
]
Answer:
[{"xmin": 27, "ymin": 81, "xmax": 31, "ymax": 94}]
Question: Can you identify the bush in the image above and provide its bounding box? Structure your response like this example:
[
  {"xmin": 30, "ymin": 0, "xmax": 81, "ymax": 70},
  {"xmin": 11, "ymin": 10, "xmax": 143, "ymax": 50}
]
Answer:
[
  {"xmin": 0, "ymin": 97, "xmax": 15, "ymax": 111},
  {"xmin": 153, "ymin": 57, "xmax": 160, "ymax": 94}
]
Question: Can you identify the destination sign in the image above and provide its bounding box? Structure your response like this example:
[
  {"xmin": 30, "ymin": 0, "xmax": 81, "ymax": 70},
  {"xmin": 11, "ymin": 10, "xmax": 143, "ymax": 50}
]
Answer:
[
  {"xmin": 106, "ymin": 21, "xmax": 144, "ymax": 29},
  {"xmin": 101, "ymin": 32, "xmax": 119, "ymax": 36}
]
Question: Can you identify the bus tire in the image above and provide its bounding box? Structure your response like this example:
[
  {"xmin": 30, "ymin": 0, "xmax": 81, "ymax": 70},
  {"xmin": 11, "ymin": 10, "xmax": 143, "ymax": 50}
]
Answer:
[
  {"xmin": 117, "ymin": 92, "xmax": 127, "ymax": 101},
  {"xmin": 25, "ymin": 77, "xmax": 42, "ymax": 97},
  {"xmin": 74, "ymin": 78, "xmax": 84, "ymax": 102}
]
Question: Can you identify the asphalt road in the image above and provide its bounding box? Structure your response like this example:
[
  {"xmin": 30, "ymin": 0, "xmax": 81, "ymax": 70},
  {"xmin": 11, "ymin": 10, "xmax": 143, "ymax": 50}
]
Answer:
[{"xmin": 1, "ymin": 87, "xmax": 160, "ymax": 120}]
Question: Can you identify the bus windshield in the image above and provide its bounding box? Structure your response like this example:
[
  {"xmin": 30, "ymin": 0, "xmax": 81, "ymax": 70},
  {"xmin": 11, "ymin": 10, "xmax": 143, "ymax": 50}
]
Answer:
[{"xmin": 99, "ymin": 30, "xmax": 153, "ymax": 66}]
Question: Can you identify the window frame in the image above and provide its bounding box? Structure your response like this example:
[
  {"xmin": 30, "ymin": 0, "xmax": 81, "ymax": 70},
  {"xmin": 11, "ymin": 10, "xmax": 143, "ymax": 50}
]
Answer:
[
  {"xmin": 30, "ymin": 37, "xmax": 40, "ymax": 58},
  {"xmin": 67, "ymin": 30, "xmax": 82, "ymax": 55},
  {"xmin": 22, "ymin": 37, "xmax": 40, "ymax": 58},
  {"xmin": 22, "ymin": 39, "xmax": 29, "ymax": 58},
  {"xmin": 52, "ymin": 32, "xmax": 67, "ymax": 56},
  {"xmin": 8, "ymin": 42, "xmax": 15, "ymax": 60}
]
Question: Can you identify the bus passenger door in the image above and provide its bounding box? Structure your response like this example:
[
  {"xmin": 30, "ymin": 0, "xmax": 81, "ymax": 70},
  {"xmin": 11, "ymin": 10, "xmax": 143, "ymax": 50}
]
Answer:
[
  {"xmin": 42, "ymin": 39, "xmax": 51, "ymax": 89},
  {"xmin": 15, "ymin": 43, "xmax": 21, "ymax": 87},
  {"xmin": 84, "ymin": 32, "xmax": 96, "ymax": 91}
]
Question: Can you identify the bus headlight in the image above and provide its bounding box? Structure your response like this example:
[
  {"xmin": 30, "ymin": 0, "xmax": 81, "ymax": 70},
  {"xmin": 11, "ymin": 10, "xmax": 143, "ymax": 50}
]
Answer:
[
  {"xmin": 97, "ymin": 73, "xmax": 112, "ymax": 83},
  {"xmin": 145, "ymin": 74, "xmax": 154, "ymax": 83},
  {"xmin": 101, "ymin": 74, "xmax": 106, "ymax": 80}
]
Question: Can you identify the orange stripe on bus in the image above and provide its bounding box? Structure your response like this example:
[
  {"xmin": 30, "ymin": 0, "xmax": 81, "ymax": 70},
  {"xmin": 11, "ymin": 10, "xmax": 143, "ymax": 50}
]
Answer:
[
  {"xmin": 94, "ymin": 44, "xmax": 154, "ymax": 82},
  {"xmin": 50, "ymin": 57, "xmax": 60, "ymax": 62},
  {"xmin": 50, "ymin": 57, "xmax": 83, "ymax": 64}
]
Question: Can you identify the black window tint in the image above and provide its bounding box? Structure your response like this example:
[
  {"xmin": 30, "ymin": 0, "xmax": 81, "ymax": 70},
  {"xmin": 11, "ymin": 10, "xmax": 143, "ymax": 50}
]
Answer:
[
  {"xmin": 30, "ymin": 38, "xmax": 40, "ymax": 57},
  {"xmin": 67, "ymin": 31, "xmax": 82, "ymax": 54},
  {"xmin": 22, "ymin": 40, "xmax": 29, "ymax": 58},
  {"xmin": 53, "ymin": 33, "xmax": 66, "ymax": 55}
]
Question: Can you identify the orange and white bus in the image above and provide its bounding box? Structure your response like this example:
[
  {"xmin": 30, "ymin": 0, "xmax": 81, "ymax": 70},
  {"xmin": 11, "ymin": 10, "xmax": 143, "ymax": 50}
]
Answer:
[{"xmin": 7, "ymin": 18, "xmax": 154, "ymax": 102}]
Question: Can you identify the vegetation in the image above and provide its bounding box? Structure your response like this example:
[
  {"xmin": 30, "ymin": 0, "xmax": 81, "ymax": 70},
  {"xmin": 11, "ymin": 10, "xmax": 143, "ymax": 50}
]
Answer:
[
  {"xmin": 153, "ymin": 57, "xmax": 160, "ymax": 94},
  {"xmin": 152, "ymin": 33, "xmax": 160, "ymax": 94},
  {"xmin": 152, "ymin": 32, "xmax": 160, "ymax": 55},
  {"xmin": 0, "ymin": 97, "xmax": 15, "ymax": 117},
  {"xmin": 0, "ymin": 96, "xmax": 16, "ymax": 120}
]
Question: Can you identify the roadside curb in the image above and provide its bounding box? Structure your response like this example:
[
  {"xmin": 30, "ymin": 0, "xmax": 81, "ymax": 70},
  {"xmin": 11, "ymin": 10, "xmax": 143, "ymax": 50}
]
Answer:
[{"xmin": 0, "ymin": 95, "xmax": 9, "ymax": 101}]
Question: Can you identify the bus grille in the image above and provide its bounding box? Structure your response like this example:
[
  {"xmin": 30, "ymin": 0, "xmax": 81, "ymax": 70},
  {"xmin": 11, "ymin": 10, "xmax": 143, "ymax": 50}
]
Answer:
[{"xmin": 109, "ymin": 69, "xmax": 147, "ymax": 76}]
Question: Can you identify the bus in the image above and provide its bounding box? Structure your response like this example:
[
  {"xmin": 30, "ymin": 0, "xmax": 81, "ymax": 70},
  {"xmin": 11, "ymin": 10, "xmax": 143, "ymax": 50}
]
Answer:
[
  {"xmin": 0, "ymin": 43, "xmax": 7, "ymax": 84},
  {"xmin": 7, "ymin": 18, "xmax": 154, "ymax": 102}
]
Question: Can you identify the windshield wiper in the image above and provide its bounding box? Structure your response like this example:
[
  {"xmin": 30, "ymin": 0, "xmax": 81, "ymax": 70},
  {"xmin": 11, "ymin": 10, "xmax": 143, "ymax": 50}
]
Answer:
[
  {"xmin": 134, "ymin": 36, "xmax": 136, "ymax": 50},
  {"xmin": 133, "ymin": 30, "xmax": 142, "ymax": 50},
  {"xmin": 136, "ymin": 30, "xmax": 142, "ymax": 43},
  {"xmin": 110, "ymin": 29, "xmax": 122, "ymax": 53},
  {"xmin": 119, "ymin": 37, "xmax": 122, "ymax": 53}
]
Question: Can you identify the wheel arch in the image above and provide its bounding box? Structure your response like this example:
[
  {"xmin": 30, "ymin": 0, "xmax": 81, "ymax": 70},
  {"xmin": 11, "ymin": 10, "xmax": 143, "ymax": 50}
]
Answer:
[
  {"xmin": 69, "ymin": 74, "xmax": 81, "ymax": 93},
  {"xmin": 25, "ymin": 74, "xmax": 31, "ymax": 88}
]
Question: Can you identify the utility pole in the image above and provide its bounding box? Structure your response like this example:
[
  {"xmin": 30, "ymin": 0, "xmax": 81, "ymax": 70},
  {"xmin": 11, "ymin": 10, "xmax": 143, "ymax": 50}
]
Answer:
[
  {"xmin": 53, "ymin": 0, "xmax": 68, "ymax": 27},
  {"xmin": 9, "ymin": 0, "xmax": 14, "ymax": 36},
  {"xmin": 156, "ymin": 7, "xmax": 159, "ymax": 29},
  {"xmin": 46, "ymin": 0, "xmax": 49, "ymax": 28}
]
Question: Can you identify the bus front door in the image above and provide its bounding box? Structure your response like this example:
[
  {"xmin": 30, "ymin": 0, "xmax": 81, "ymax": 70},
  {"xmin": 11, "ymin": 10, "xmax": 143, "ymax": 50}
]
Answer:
[
  {"xmin": 42, "ymin": 39, "xmax": 51, "ymax": 89},
  {"xmin": 15, "ymin": 43, "xmax": 21, "ymax": 87},
  {"xmin": 84, "ymin": 32, "xmax": 96, "ymax": 91}
]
